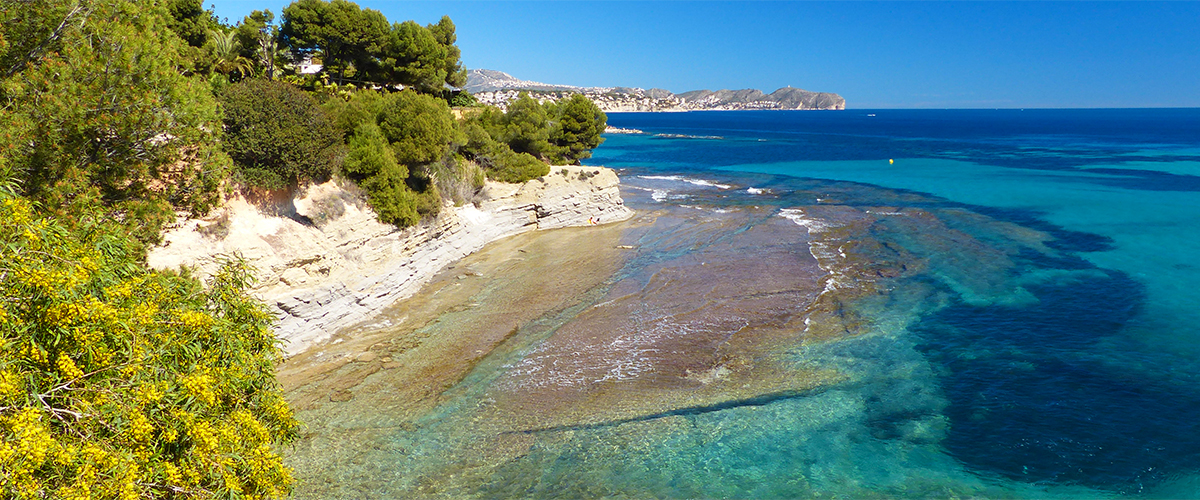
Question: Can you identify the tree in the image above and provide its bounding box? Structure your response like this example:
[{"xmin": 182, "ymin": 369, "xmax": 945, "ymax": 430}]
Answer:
[
  {"xmin": 455, "ymin": 120, "xmax": 549, "ymax": 183},
  {"xmin": 552, "ymin": 94, "xmax": 607, "ymax": 164},
  {"xmin": 279, "ymin": 0, "xmax": 390, "ymax": 84},
  {"xmin": 164, "ymin": 0, "xmax": 217, "ymax": 48},
  {"xmin": 502, "ymin": 93, "xmax": 556, "ymax": 159},
  {"xmin": 234, "ymin": 10, "xmax": 281, "ymax": 79},
  {"xmin": 164, "ymin": 0, "xmax": 220, "ymax": 73},
  {"xmin": 219, "ymin": 79, "xmax": 343, "ymax": 189},
  {"xmin": 0, "ymin": 193, "xmax": 298, "ymax": 499},
  {"xmin": 0, "ymin": 0, "xmax": 230, "ymax": 245},
  {"xmin": 322, "ymin": 89, "xmax": 386, "ymax": 138},
  {"xmin": 234, "ymin": 9, "xmax": 272, "ymax": 60},
  {"xmin": 205, "ymin": 29, "xmax": 255, "ymax": 79},
  {"xmin": 425, "ymin": 16, "xmax": 466, "ymax": 89},
  {"xmin": 381, "ymin": 17, "xmax": 467, "ymax": 93},
  {"xmin": 383, "ymin": 20, "xmax": 447, "ymax": 93}
]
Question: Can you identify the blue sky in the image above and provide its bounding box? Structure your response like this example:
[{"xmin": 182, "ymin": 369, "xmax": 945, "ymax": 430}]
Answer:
[{"xmin": 208, "ymin": 1, "xmax": 1200, "ymax": 109}]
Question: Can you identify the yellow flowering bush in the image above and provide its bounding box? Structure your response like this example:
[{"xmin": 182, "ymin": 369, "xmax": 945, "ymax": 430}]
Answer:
[{"xmin": 0, "ymin": 195, "xmax": 298, "ymax": 499}]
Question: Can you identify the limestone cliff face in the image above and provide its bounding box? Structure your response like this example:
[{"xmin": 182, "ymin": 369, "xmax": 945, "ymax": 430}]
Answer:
[{"xmin": 147, "ymin": 166, "xmax": 633, "ymax": 356}]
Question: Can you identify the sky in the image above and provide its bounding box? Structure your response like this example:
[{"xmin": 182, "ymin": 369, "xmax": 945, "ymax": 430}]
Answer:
[{"xmin": 207, "ymin": 1, "xmax": 1200, "ymax": 109}]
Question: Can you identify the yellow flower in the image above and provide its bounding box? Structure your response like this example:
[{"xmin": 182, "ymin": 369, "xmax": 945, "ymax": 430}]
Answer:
[
  {"xmin": 179, "ymin": 372, "xmax": 216, "ymax": 405},
  {"xmin": 57, "ymin": 352, "xmax": 85, "ymax": 380},
  {"xmin": 0, "ymin": 370, "xmax": 21, "ymax": 400},
  {"xmin": 127, "ymin": 411, "xmax": 153, "ymax": 443}
]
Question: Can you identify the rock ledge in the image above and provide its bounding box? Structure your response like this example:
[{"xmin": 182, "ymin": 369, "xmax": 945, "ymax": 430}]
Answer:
[{"xmin": 148, "ymin": 166, "xmax": 633, "ymax": 355}]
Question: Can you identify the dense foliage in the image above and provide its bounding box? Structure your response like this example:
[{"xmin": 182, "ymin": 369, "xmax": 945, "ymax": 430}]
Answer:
[
  {"xmin": 219, "ymin": 79, "xmax": 343, "ymax": 189},
  {"xmin": 335, "ymin": 91, "xmax": 450, "ymax": 225},
  {"xmin": 278, "ymin": 0, "xmax": 464, "ymax": 90},
  {"xmin": 278, "ymin": 0, "xmax": 389, "ymax": 84},
  {"xmin": 0, "ymin": 0, "xmax": 230, "ymax": 246},
  {"xmin": 0, "ymin": 192, "xmax": 298, "ymax": 498},
  {"xmin": 0, "ymin": 3, "xmax": 304, "ymax": 497},
  {"xmin": 165, "ymin": 0, "xmax": 218, "ymax": 49},
  {"xmin": 552, "ymin": 94, "xmax": 608, "ymax": 163},
  {"xmin": 378, "ymin": 90, "xmax": 455, "ymax": 166},
  {"xmin": 457, "ymin": 93, "xmax": 606, "ymax": 182}
]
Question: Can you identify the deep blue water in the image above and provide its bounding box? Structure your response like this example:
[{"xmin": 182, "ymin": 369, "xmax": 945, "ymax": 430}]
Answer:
[{"xmin": 586, "ymin": 109, "xmax": 1200, "ymax": 497}]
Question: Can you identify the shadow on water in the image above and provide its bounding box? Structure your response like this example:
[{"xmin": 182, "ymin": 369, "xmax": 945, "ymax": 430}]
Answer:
[{"xmin": 914, "ymin": 269, "xmax": 1200, "ymax": 494}]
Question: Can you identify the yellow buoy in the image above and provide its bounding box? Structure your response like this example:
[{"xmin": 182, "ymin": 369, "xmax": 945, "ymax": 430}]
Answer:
[{"xmin": 889, "ymin": 159, "xmax": 894, "ymax": 164}]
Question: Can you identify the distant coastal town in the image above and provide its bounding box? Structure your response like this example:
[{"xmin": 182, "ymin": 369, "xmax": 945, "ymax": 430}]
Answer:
[{"xmin": 465, "ymin": 69, "xmax": 846, "ymax": 112}]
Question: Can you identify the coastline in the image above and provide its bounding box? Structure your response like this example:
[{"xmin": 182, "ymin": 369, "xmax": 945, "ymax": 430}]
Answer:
[{"xmin": 147, "ymin": 165, "xmax": 633, "ymax": 356}]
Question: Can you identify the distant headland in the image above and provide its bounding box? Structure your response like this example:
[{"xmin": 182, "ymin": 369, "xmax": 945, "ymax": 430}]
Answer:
[{"xmin": 465, "ymin": 69, "xmax": 846, "ymax": 112}]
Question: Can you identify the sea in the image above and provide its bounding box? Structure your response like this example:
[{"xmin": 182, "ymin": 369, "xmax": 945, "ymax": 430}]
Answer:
[{"xmin": 285, "ymin": 109, "xmax": 1200, "ymax": 499}]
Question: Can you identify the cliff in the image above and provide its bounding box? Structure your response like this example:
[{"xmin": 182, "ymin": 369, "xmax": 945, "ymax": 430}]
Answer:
[
  {"xmin": 466, "ymin": 69, "xmax": 846, "ymax": 112},
  {"xmin": 147, "ymin": 166, "xmax": 633, "ymax": 356}
]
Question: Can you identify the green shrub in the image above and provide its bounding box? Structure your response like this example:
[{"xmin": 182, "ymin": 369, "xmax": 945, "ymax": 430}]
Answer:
[
  {"xmin": 322, "ymin": 90, "xmax": 387, "ymax": 139},
  {"xmin": 0, "ymin": 194, "xmax": 298, "ymax": 498},
  {"xmin": 448, "ymin": 91, "xmax": 478, "ymax": 107},
  {"xmin": 343, "ymin": 121, "xmax": 441, "ymax": 226},
  {"xmin": 457, "ymin": 92, "xmax": 605, "ymax": 169},
  {"xmin": 378, "ymin": 90, "xmax": 455, "ymax": 166},
  {"xmin": 501, "ymin": 93, "xmax": 558, "ymax": 160},
  {"xmin": 220, "ymin": 79, "xmax": 342, "ymax": 189},
  {"xmin": 479, "ymin": 142, "xmax": 549, "ymax": 183},
  {"xmin": 359, "ymin": 164, "xmax": 421, "ymax": 227},
  {"xmin": 344, "ymin": 123, "xmax": 404, "ymax": 179}
]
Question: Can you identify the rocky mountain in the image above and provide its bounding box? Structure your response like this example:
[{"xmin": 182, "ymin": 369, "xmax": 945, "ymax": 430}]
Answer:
[
  {"xmin": 465, "ymin": 69, "xmax": 845, "ymax": 111},
  {"xmin": 464, "ymin": 69, "xmax": 589, "ymax": 93}
]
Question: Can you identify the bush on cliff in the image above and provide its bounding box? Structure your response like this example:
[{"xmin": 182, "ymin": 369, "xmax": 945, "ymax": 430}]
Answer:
[
  {"xmin": 345, "ymin": 121, "xmax": 428, "ymax": 226},
  {"xmin": 460, "ymin": 92, "xmax": 607, "ymax": 177},
  {"xmin": 500, "ymin": 93, "xmax": 557, "ymax": 160},
  {"xmin": 220, "ymin": 79, "xmax": 344, "ymax": 189},
  {"xmin": 336, "ymin": 91, "xmax": 452, "ymax": 227},
  {"xmin": 0, "ymin": 193, "xmax": 299, "ymax": 498},
  {"xmin": 477, "ymin": 142, "xmax": 549, "ymax": 184},
  {"xmin": 455, "ymin": 121, "xmax": 549, "ymax": 183},
  {"xmin": 378, "ymin": 90, "xmax": 455, "ymax": 166}
]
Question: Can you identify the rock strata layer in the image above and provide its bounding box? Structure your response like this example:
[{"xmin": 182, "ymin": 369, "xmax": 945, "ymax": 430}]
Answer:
[{"xmin": 148, "ymin": 166, "xmax": 633, "ymax": 356}]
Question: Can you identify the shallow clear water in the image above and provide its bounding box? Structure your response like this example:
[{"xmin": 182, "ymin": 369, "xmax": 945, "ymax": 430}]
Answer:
[
  {"xmin": 284, "ymin": 109, "xmax": 1200, "ymax": 499},
  {"xmin": 587, "ymin": 109, "xmax": 1200, "ymax": 497}
]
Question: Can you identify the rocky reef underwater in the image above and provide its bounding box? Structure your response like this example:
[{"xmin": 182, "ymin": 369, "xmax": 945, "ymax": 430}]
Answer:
[{"xmin": 279, "ymin": 170, "xmax": 1195, "ymax": 499}]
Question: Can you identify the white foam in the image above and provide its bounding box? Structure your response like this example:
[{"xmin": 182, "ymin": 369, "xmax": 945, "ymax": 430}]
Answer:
[
  {"xmin": 627, "ymin": 185, "xmax": 685, "ymax": 203},
  {"xmin": 681, "ymin": 205, "xmax": 732, "ymax": 214},
  {"xmin": 777, "ymin": 207, "xmax": 869, "ymax": 329},
  {"xmin": 500, "ymin": 314, "xmax": 747, "ymax": 390},
  {"xmin": 747, "ymin": 187, "xmax": 769, "ymax": 195},
  {"xmin": 653, "ymin": 133, "xmax": 724, "ymax": 140},
  {"xmin": 778, "ymin": 208, "xmax": 832, "ymax": 233},
  {"xmin": 638, "ymin": 175, "xmax": 733, "ymax": 190}
]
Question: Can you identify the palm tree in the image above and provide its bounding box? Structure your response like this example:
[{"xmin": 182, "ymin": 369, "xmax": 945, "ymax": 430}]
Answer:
[{"xmin": 206, "ymin": 30, "xmax": 255, "ymax": 79}]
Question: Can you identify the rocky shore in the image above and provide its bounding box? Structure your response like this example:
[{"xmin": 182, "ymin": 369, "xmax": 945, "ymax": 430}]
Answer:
[{"xmin": 147, "ymin": 166, "xmax": 633, "ymax": 356}]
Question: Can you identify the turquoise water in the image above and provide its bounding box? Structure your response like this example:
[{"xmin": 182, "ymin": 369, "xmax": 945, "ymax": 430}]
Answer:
[
  {"xmin": 583, "ymin": 109, "xmax": 1200, "ymax": 496},
  {"xmin": 286, "ymin": 110, "xmax": 1200, "ymax": 498}
]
